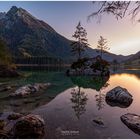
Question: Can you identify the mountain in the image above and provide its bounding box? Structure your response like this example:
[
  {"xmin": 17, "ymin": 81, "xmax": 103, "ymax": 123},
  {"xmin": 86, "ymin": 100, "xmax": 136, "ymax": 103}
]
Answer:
[
  {"xmin": 0, "ymin": 12, "xmax": 6, "ymax": 19},
  {"xmin": 0, "ymin": 6, "xmax": 73, "ymax": 59},
  {"xmin": 86, "ymin": 48, "xmax": 132, "ymax": 62},
  {"xmin": 126, "ymin": 51, "xmax": 140, "ymax": 61},
  {"xmin": 0, "ymin": 6, "xmax": 133, "ymax": 62},
  {"xmin": 122, "ymin": 51, "xmax": 140, "ymax": 67}
]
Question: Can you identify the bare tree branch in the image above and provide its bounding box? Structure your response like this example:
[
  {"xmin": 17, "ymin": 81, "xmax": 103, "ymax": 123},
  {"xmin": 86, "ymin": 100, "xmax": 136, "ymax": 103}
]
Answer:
[{"xmin": 88, "ymin": 1, "xmax": 140, "ymax": 22}]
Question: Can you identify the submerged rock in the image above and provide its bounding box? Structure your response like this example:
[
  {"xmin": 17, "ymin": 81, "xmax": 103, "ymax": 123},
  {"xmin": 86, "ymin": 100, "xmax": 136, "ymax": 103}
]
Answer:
[
  {"xmin": 121, "ymin": 113, "xmax": 140, "ymax": 135},
  {"xmin": 93, "ymin": 117, "xmax": 104, "ymax": 126},
  {"xmin": 106, "ymin": 86, "xmax": 133, "ymax": 108},
  {"xmin": 10, "ymin": 83, "xmax": 51, "ymax": 97},
  {"xmin": 13, "ymin": 114, "xmax": 45, "ymax": 138},
  {"xmin": 0, "ymin": 86, "xmax": 12, "ymax": 92}
]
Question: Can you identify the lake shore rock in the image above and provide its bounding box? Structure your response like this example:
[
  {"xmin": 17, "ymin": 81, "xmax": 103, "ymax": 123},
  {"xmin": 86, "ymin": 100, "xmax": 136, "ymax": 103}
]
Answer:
[
  {"xmin": 121, "ymin": 113, "xmax": 140, "ymax": 135},
  {"xmin": 0, "ymin": 65, "xmax": 20, "ymax": 77},
  {"xmin": 10, "ymin": 83, "xmax": 51, "ymax": 97},
  {"xmin": 106, "ymin": 86, "xmax": 133, "ymax": 108},
  {"xmin": 68, "ymin": 69, "xmax": 109, "ymax": 76},
  {"xmin": 13, "ymin": 114, "xmax": 45, "ymax": 138},
  {"xmin": 0, "ymin": 86, "xmax": 12, "ymax": 92},
  {"xmin": 0, "ymin": 112, "xmax": 45, "ymax": 138}
]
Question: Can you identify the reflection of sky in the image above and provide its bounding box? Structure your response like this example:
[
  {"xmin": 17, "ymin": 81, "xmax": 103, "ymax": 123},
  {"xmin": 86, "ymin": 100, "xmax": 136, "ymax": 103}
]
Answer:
[
  {"xmin": 32, "ymin": 72, "xmax": 140, "ymax": 138},
  {"xmin": 0, "ymin": 1, "xmax": 140, "ymax": 56}
]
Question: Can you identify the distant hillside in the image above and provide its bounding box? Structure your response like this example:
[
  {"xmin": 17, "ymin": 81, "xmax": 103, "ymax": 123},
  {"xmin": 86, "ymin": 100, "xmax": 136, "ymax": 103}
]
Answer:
[
  {"xmin": 125, "ymin": 51, "xmax": 140, "ymax": 62},
  {"xmin": 0, "ymin": 6, "xmax": 133, "ymax": 62},
  {"xmin": 86, "ymin": 48, "xmax": 133, "ymax": 62},
  {"xmin": 122, "ymin": 51, "xmax": 140, "ymax": 68}
]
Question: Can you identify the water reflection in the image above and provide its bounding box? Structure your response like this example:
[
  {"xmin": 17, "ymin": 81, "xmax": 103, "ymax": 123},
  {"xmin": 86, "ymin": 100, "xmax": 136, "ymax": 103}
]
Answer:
[
  {"xmin": 70, "ymin": 76, "xmax": 110, "ymax": 114},
  {"xmin": 95, "ymin": 91, "xmax": 105, "ymax": 110},
  {"xmin": 32, "ymin": 71, "xmax": 140, "ymax": 138},
  {"xmin": 112, "ymin": 70, "xmax": 140, "ymax": 80},
  {"xmin": 95, "ymin": 78, "xmax": 109, "ymax": 110},
  {"xmin": 70, "ymin": 75, "xmax": 110, "ymax": 91},
  {"xmin": 70, "ymin": 87, "xmax": 88, "ymax": 119}
]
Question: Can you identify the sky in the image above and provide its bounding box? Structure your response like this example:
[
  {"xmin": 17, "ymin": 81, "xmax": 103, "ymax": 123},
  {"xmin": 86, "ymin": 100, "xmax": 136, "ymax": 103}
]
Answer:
[{"xmin": 0, "ymin": 1, "xmax": 140, "ymax": 56}]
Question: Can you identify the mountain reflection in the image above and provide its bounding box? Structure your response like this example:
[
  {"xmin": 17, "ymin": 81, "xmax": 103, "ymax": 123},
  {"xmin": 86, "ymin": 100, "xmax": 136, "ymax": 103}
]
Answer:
[{"xmin": 70, "ymin": 87, "xmax": 88, "ymax": 119}]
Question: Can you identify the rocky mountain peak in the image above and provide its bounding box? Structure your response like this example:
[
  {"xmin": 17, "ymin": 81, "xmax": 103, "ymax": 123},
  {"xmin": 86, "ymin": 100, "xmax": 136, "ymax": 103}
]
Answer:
[
  {"xmin": 6, "ymin": 6, "xmax": 35, "ymax": 20},
  {"xmin": 4, "ymin": 6, "xmax": 55, "ymax": 32},
  {"xmin": 0, "ymin": 12, "xmax": 6, "ymax": 19},
  {"xmin": 8, "ymin": 6, "xmax": 18, "ymax": 13},
  {"xmin": 0, "ymin": 6, "xmax": 134, "ymax": 61}
]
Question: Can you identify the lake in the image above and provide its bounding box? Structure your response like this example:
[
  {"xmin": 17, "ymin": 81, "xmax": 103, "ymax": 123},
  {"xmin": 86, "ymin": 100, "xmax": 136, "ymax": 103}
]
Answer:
[{"xmin": 0, "ymin": 70, "xmax": 140, "ymax": 138}]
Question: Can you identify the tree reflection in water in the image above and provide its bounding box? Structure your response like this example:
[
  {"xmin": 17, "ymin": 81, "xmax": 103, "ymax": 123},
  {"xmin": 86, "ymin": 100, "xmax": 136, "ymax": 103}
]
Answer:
[
  {"xmin": 95, "ymin": 81, "xmax": 109, "ymax": 110},
  {"xmin": 70, "ymin": 86, "xmax": 88, "ymax": 119},
  {"xmin": 70, "ymin": 75, "xmax": 110, "ymax": 117},
  {"xmin": 95, "ymin": 90, "xmax": 105, "ymax": 110}
]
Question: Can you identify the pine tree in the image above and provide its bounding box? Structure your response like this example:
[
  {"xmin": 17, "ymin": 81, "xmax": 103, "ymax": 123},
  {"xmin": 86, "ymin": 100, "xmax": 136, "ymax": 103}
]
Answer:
[
  {"xmin": 97, "ymin": 36, "xmax": 110, "ymax": 59},
  {"xmin": 71, "ymin": 22, "xmax": 89, "ymax": 60}
]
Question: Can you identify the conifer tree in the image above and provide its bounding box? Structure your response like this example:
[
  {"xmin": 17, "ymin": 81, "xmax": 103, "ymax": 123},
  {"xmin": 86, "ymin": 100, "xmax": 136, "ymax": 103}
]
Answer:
[
  {"xmin": 71, "ymin": 22, "xmax": 89, "ymax": 60},
  {"xmin": 97, "ymin": 36, "xmax": 109, "ymax": 59}
]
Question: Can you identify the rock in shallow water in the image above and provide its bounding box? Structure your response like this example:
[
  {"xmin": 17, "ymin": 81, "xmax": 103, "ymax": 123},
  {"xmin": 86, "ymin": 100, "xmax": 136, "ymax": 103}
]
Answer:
[
  {"xmin": 105, "ymin": 86, "xmax": 133, "ymax": 108},
  {"xmin": 93, "ymin": 117, "xmax": 104, "ymax": 126},
  {"xmin": 10, "ymin": 83, "xmax": 51, "ymax": 97},
  {"xmin": 121, "ymin": 113, "xmax": 140, "ymax": 135}
]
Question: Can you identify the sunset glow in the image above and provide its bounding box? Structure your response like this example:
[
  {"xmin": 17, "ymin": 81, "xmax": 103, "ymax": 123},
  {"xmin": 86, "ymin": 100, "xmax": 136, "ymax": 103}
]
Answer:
[
  {"xmin": 0, "ymin": 1, "xmax": 140, "ymax": 55},
  {"xmin": 0, "ymin": 1, "xmax": 140, "ymax": 139}
]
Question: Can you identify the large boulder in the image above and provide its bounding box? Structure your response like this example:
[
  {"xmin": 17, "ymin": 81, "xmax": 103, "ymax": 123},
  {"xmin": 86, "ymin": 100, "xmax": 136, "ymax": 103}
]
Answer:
[
  {"xmin": 121, "ymin": 113, "xmax": 140, "ymax": 135},
  {"xmin": 13, "ymin": 114, "xmax": 45, "ymax": 138},
  {"xmin": 10, "ymin": 83, "xmax": 51, "ymax": 97},
  {"xmin": 0, "ymin": 112, "xmax": 24, "ymax": 138},
  {"xmin": 0, "ymin": 112, "xmax": 45, "ymax": 138},
  {"xmin": 106, "ymin": 86, "xmax": 133, "ymax": 108}
]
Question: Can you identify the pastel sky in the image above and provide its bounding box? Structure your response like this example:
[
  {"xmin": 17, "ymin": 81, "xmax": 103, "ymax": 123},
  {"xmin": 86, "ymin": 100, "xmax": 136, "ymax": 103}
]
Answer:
[{"xmin": 0, "ymin": 1, "xmax": 140, "ymax": 56}]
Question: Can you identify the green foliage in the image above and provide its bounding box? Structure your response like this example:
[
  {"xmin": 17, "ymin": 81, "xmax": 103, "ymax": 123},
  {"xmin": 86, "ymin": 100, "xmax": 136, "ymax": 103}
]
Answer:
[
  {"xmin": 71, "ymin": 58, "xmax": 88, "ymax": 70},
  {"xmin": 90, "ymin": 56, "xmax": 110, "ymax": 71},
  {"xmin": 71, "ymin": 22, "xmax": 89, "ymax": 59},
  {"xmin": 0, "ymin": 38, "xmax": 12, "ymax": 66},
  {"xmin": 71, "ymin": 76, "xmax": 109, "ymax": 91}
]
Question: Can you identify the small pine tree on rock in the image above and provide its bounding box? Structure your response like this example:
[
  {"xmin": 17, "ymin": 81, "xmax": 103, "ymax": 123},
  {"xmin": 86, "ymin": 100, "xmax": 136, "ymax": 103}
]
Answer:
[
  {"xmin": 71, "ymin": 22, "xmax": 89, "ymax": 60},
  {"xmin": 97, "ymin": 36, "xmax": 110, "ymax": 59}
]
